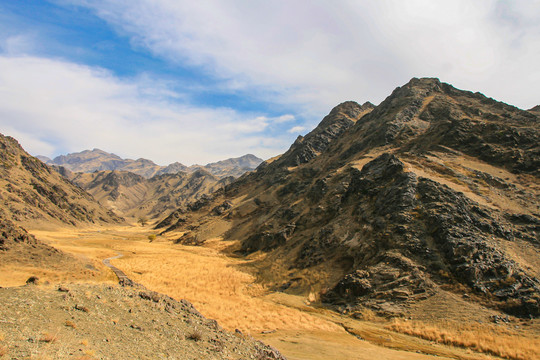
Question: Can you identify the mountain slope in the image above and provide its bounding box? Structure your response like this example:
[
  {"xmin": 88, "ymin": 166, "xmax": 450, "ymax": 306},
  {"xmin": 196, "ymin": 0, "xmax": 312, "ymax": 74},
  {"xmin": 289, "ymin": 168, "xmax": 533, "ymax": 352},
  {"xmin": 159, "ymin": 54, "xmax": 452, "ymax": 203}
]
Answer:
[
  {"xmin": 0, "ymin": 133, "xmax": 123, "ymax": 227},
  {"xmin": 159, "ymin": 78, "xmax": 540, "ymax": 319},
  {"xmin": 0, "ymin": 133, "xmax": 122, "ymax": 280},
  {"xmin": 44, "ymin": 150, "xmax": 263, "ymax": 179},
  {"xmin": 71, "ymin": 169, "xmax": 233, "ymax": 219},
  {"xmin": 0, "ymin": 283, "xmax": 286, "ymax": 359}
]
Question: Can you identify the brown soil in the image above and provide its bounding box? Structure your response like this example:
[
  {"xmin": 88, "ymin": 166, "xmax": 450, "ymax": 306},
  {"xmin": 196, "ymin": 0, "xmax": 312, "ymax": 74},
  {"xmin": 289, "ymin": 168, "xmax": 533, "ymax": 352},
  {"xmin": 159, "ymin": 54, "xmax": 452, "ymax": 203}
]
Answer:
[{"xmin": 0, "ymin": 283, "xmax": 281, "ymax": 360}]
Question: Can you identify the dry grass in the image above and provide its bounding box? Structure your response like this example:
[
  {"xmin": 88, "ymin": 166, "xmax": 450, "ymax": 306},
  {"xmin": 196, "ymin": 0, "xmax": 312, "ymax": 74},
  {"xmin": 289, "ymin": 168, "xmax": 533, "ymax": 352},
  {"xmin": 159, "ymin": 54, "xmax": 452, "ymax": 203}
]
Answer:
[
  {"xmin": 0, "ymin": 345, "xmax": 7, "ymax": 357},
  {"xmin": 18, "ymin": 226, "xmax": 540, "ymax": 360},
  {"xmin": 387, "ymin": 319, "xmax": 540, "ymax": 360},
  {"xmin": 187, "ymin": 328, "xmax": 203, "ymax": 342},
  {"xmin": 113, "ymin": 240, "xmax": 341, "ymax": 334},
  {"xmin": 39, "ymin": 332, "xmax": 58, "ymax": 343}
]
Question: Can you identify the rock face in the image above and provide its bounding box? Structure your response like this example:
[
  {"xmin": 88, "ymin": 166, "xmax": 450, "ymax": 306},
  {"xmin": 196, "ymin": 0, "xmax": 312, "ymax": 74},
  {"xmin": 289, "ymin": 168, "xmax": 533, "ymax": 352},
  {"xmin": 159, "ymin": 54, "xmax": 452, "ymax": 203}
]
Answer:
[
  {"xmin": 0, "ymin": 133, "xmax": 123, "ymax": 226},
  {"xmin": 0, "ymin": 214, "xmax": 40, "ymax": 251},
  {"xmin": 321, "ymin": 154, "xmax": 539, "ymax": 317},
  {"xmin": 43, "ymin": 149, "xmax": 263, "ymax": 179},
  {"xmin": 255, "ymin": 101, "xmax": 374, "ymax": 183},
  {"xmin": 160, "ymin": 78, "xmax": 540, "ymax": 319}
]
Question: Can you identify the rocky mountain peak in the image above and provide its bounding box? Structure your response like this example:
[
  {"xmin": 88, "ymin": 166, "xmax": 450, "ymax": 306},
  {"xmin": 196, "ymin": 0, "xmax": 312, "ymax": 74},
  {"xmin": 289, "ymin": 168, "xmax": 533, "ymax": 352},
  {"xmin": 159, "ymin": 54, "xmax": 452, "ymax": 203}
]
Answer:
[
  {"xmin": 257, "ymin": 100, "xmax": 375, "ymax": 172},
  {"xmin": 325, "ymin": 100, "xmax": 373, "ymax": 121},
  {"xmin": 529, "ymin": 105, "xmax": 540, "ymax": 113}
]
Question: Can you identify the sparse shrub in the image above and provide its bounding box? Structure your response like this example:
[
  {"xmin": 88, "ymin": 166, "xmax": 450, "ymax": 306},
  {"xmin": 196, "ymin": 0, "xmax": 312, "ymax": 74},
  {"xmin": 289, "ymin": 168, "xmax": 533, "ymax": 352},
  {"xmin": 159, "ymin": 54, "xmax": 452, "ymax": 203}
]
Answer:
[
  {"xmin": 187, "ymin": 329, "xmax": 203, "ymax": 342},
  {"xmin": 65, "ymin": 320, "xmax": 77, "ymax": 329},
  {"xmin": 26, "ymin": 276, "xmax": 40, "ymax": 285},
  {"xmin": 39, "ymin": 332, "xmax": 58, "ymax": 343},
  {"xmin": 137, "ymin": 217, "xmax": 148, "ymax": 226},
  {"xmin": 148, "ymin": 234, "xmax": 156, "ymax": 242},
  {"xmin": 83, "ymin": 349, "xmax": 96, "ymax": 357}
]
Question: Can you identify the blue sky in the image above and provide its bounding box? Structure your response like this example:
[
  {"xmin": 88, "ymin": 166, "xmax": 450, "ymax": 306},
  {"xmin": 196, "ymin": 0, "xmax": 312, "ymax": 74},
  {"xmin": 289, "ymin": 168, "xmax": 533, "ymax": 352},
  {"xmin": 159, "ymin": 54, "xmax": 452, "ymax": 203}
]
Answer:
[{"xmin": 1, "ymin": 0, "xmax": 539, "ymax": 165}]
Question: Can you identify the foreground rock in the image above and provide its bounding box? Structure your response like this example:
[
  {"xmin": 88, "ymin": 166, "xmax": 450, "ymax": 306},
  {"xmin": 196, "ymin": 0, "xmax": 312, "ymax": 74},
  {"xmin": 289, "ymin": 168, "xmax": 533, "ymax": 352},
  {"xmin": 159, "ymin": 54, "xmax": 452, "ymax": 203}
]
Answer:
[{"xmin": 0, "ymin": 283, "xmax": 286, "ymax": 360}]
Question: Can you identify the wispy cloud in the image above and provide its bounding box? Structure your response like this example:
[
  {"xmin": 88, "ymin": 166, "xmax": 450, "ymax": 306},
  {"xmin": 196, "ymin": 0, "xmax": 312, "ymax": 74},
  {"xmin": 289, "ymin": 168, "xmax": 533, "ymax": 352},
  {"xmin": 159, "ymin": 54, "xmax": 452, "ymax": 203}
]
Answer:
[
  {"xmin": 288, "ymin": 126, "xmax": 306, "ymax": 134},
  {"xmin": 71, "ymin": 0, "xmax": 540, "ymax": 110},
  {"xmin": 0, "ymin": 55, "xmax": 292, "ymax": 164},
  {"xmin": 1, "ymin": 1, "xmax": 539, "ymax": 166}
]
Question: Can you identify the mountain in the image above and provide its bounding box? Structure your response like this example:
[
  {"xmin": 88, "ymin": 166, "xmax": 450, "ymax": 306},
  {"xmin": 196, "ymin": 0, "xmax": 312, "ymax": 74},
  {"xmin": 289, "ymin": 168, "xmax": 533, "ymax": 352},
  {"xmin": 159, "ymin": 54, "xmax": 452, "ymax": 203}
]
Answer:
[
  {"xmin": 196, "ymin": 154, "xmax": 265, "ymax": 178},
  {"xmin": 70, "ymin": 168, "xmax": 233, "ymax": 219},
  {"xmin": 154, "ymin": 161, "xmax": 189, "ymax": 176},
  {"xmin": 0, "ymin": 133, "xmax": 123, "ymax": 227},
  {"xmin": 158, "ymin": 78, "xmax": 540, "ymax": 319},
  {"xmin": 45, "ymin": 149, "xmax": 164, "ymax": 178},
  {"xmin": 43, "ymin": 149, "xmax": 263, "ymax": 179},
  {"xmin": 0, "ymin": 133, "xmax": 123, "ymax": 276}
]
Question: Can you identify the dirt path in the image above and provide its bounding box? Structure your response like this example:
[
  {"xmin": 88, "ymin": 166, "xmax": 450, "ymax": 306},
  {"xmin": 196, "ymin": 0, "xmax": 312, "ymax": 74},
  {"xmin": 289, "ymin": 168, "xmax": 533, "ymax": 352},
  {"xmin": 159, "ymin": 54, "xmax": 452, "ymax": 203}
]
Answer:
[{"xmin": 102, "ymin": 253, "xmax": 134, "ymax": 285}]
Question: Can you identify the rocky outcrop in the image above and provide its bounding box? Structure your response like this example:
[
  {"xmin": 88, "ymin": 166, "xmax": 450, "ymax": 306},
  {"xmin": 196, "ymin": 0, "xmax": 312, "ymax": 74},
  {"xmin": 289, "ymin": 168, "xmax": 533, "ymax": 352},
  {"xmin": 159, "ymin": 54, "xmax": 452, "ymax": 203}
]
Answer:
[
  {"xmin": 259, "ymin": 101, "xmax": 374, "ymax": 173},
  {"xmin": 317, "ymin": 154, "xmax": 540, "ymax": 317},
  {"xmin": 0, "ymin": 214, "xmax": 38, "ymax": 251}
]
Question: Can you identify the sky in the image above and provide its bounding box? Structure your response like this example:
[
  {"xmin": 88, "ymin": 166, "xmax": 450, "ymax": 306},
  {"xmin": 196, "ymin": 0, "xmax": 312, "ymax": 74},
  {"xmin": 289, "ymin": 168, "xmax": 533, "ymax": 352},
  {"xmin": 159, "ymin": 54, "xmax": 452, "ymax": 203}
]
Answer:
[{"xmin": 0, "ymin": 1, "xmax": 539, "ymax": 165}]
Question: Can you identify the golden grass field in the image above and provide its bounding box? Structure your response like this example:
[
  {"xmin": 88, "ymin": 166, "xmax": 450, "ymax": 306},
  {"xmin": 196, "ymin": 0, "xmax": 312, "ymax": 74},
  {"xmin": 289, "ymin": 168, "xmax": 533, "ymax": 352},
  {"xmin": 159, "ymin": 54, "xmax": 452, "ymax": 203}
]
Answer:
[{"xmin": 2, "ymin": 224, "xmax": 538, "ymax": 360}]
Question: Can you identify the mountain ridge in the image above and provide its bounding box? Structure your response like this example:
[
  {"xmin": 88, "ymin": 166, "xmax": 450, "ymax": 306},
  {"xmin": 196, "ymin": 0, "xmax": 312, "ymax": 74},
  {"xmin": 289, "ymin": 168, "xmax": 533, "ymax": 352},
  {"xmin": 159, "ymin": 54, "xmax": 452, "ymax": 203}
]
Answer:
[
  {"xmin": 41, "ymin": 149, "xmax": 263, "ymax": 179},
  {"xmin": 157, "ymin": 77, "xmax": 540, "ymax": 319}
]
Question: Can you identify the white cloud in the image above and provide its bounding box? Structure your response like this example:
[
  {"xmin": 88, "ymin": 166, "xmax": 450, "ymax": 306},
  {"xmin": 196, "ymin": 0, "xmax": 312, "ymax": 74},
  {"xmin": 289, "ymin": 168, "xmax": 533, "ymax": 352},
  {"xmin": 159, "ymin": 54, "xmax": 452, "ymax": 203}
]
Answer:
[
  {"xmin": 70, "ymin": 0, "xmax": 540, "ymax": 110},
  {"xmin": 273, "ymin": 114, "xmax": 296, "ymax": 123},
  {"xmin": 288, "ymin": 126, "xmax": 306, "ymax": 134},
  {"xmin": 0, "ymin": 55, "xmax": 291, "ymax": 164}
]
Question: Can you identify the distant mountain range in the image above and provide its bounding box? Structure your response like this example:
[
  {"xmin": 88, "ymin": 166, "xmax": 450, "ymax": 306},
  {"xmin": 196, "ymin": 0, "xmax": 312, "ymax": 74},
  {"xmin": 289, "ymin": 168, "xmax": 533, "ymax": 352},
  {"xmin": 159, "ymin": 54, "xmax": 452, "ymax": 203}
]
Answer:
[
  {"xmin": 37, "ymin": 150, "xmax": 263, "ymax": 179},
  {"xmin": 67, "ymin": 169, "xmax": 233, "ymax": 219}
]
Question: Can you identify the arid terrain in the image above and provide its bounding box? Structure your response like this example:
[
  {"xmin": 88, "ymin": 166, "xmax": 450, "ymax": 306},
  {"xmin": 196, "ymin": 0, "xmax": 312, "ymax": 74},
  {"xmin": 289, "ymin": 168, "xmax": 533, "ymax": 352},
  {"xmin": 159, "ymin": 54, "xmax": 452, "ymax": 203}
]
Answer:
[
  {"xmin": 1, "ymin": 77, "xmax": 539, "ymax": 360},
  {"xmin": 1, "ymin": 225, "xmax": 539, "ymax": 360}
]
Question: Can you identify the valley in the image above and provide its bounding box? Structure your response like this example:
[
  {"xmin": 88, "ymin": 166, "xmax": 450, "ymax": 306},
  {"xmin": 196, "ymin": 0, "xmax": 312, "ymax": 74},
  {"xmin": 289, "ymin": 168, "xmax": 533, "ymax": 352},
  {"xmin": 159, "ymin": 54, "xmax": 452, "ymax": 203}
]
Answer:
[
  {"xmin": 1, "ymin": 224, "xmax": 535, "ymax": 360},
  {"xmin": 1, "ymin": 77, "xmax": 539, "ymax": 360}
]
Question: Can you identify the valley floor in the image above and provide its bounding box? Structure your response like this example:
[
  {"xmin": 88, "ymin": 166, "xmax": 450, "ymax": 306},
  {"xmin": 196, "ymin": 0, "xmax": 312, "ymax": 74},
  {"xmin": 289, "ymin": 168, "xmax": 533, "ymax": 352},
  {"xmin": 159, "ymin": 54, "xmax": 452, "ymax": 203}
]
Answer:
[{"xmin": 1, "ymin": 225, "xmax": 538, "ymax": 360}]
